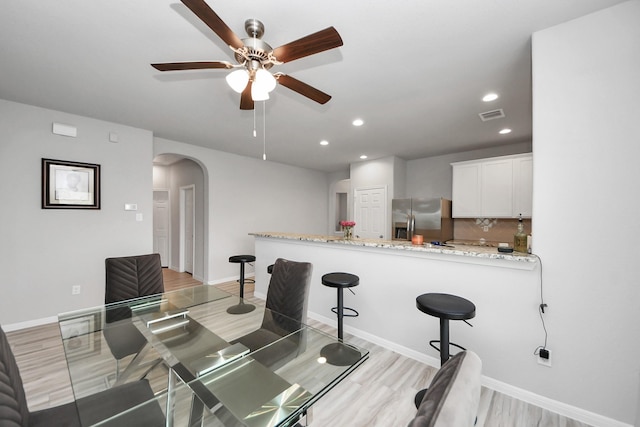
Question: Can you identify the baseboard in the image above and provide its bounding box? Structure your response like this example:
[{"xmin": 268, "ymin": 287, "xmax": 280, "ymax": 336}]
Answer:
[
  {"xmin": 306, "ymin": 309, "xmax": 631, "ymax": 427},
  {"xmin": 3, "ymin": 316, "xmax": 58, "ymax": 332},
  {"xmin": 482, "ymin": 376, "xmax": 631, "ymax": 427}
]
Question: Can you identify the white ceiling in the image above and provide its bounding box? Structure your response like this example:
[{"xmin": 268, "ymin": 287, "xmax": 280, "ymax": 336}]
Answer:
[{"xmin": 0, "ymin": 0, "xmax": 626, "ymax": 172}]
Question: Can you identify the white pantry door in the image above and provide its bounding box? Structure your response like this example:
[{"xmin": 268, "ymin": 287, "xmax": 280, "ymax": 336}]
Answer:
[{"xmin": 354, "ymin": 187, "xmax": 387, "ymax": 239}]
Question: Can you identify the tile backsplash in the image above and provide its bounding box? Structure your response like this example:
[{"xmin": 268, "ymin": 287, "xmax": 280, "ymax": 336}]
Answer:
[{"xmin": 453, "ymin": 218, "xmax": 531, "ymax": 245}]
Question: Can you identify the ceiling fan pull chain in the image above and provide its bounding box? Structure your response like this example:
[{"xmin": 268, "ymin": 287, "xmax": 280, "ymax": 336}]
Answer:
[
  {"xmin": 262, "ymin": 101, "xmax": 267, "ymax": 161},
  {"xmin": 253, "ymin": 108, "xmax": 257, "ymax": 137}
]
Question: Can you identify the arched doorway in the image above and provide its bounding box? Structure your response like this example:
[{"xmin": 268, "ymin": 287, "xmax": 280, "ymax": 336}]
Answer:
[{"xmin": 152, "ymin": 154, "xmax": 208, "ymax": 283}]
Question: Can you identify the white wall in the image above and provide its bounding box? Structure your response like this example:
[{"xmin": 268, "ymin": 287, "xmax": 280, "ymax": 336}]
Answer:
[
  {"xmin": 0, "ymin": 99, "xmax": 154, "ymax": 327},
  {"xmin": 154, "ymin": 138, "xmax": 329, "ymax": 284},
  {"xmin": 532, "ymin": 1, "xmax": 640, "ymax": 424},
  {"xmin": 406, "ymin": 141, "xmax": 532, "ymax": 199}
]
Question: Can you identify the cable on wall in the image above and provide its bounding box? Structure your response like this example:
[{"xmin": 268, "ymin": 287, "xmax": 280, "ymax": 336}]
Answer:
[{"xmin": 530, "ymin": 253, "xmax": 548, "ymax": 356}]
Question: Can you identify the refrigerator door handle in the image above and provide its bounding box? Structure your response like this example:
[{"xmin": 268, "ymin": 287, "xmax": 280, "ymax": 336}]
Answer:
[{"xmin": 410, "ymin": 215, "xmax": 416, "ymax": 238}]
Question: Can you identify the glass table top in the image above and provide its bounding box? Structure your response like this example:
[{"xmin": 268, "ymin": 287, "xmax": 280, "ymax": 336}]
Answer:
[{"xmin": 58, "ymin": 286, "xmax": 369, "ymax": 426}]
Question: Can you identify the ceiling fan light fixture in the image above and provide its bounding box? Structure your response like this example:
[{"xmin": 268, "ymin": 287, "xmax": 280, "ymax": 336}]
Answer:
[
  {"xmin": 254, "ymin": 68, "xmax": 277, "ymax": 93},
  {"xmin": 251, "ymin": 84, "xmax": 270, "ymax": 101},
  {"xmin": 226, "ymin": 69, "xmax": 249, "ymax": 93}
]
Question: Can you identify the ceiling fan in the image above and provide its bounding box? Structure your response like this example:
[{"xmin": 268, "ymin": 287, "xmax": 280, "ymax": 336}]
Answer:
[{"xmin": 151, "ymin": 0, "xmax": 343, "ymax": 110}]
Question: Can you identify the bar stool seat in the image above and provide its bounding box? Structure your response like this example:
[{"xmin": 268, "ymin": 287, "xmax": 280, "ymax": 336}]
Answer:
[
  {"xmin": 414, "ymin": 292, "xmax": 475, "ymax": 407},
  {"xmin": 227, "ymin": 255, "xmax": 256, "ymax": 314},
  {"xmin": 320, "ymin": 272, "xmax": 362, "ymax": 366}
]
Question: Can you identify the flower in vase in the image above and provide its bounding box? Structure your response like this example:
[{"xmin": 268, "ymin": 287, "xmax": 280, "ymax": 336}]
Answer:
[{"xmin": 339, "ymin": 220, "xmax": 356, "ymax": 239}]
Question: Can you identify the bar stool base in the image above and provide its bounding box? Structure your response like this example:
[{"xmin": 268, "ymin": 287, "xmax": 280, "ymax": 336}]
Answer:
[
  {"xmin": 320, "ymin": 342, "xmax": 361, "ymax": 366},
  {"xmin": 226, "ymin": 302, "xmax": 256, "ymax": 315}
]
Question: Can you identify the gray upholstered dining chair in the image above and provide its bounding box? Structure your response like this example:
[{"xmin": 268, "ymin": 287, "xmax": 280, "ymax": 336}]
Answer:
[
  {"xmin": 230, "ymin": 258, "xmax": 313, "ymax": 371},
  {"xmin": 102, "ymin": 253, "xmax": 164, "ymax": 381},
  {"xmin": 407, "ymin": 350, "xmax": 482, "ymax": 427},
  {"xmin": 0, "ymin": 325, "xmax": 165, "ymax": 427}
]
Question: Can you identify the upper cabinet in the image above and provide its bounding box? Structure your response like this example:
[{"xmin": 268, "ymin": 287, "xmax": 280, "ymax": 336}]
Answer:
[{"xmin": 451, "ymin": 153, "xmax": 533, "ymax": 218}]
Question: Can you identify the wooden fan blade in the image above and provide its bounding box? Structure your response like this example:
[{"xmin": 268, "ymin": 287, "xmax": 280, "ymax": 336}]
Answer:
[
  {"xmin": 272, "ymin": 27, "xmax": 343, "ymax": 63},
  {"xmin": 277, "ymin": 74, "xmax": 331, "ymax": 104},
  {"xmin": 181, "ymin": 0, "xmax": 244, "ymax": 50},
  {"xmin": 151, "ymin": 61, "xmax": 233, "ymax": 71},
  {"xmin": 240, "ymin": 81, "xmax": 255, "ymax": 110}
]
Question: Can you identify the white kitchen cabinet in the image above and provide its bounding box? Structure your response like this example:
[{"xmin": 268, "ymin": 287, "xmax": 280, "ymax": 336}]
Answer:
[
  {"xmin": 451, "ymin": 153, "xmax": 532, "ymax": 218},
  {"xmin": 450, "ymin": 162, "xmax": 481, "ymax": 217},
  {"xmin": 513, "ymin": 155, "xmax": 533, "ymax": 217}
]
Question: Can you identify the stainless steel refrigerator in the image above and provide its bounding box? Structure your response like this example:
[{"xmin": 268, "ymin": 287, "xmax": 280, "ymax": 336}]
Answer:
[{"xmin": 391, "ymin": 198, "xmax": 453, "ymax": 242}]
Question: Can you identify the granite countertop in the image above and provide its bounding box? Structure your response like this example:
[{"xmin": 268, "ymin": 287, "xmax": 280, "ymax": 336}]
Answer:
[{"xmin": 250, "ymin": 232, "xmax": 537, "ymax": 264}]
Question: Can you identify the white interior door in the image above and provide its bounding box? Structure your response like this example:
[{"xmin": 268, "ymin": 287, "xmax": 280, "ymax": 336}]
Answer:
[
  {"xmin": 180, "ymin": 185, "xmax": 195, "ymax": 274},
  {"xmin": 152, "ymin": 190, "xmax": 170, "ymax": 267},
  {"xmin": 354, "ymin": 186, "xmax": 387, "ymax": 239}
]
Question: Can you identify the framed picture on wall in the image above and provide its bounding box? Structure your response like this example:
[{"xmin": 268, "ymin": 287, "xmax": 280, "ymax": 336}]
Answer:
[{"xmin": 42, "ymin": 158, "xmax": 101, "ymax": 209}]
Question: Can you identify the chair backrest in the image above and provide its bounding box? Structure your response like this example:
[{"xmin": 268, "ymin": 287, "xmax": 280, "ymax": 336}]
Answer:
[
  {"xmin": 262, "ymin": 258, "xmax": 313, "ymax": 335},
  {"xmin": 0, "ymin": 325, "xmax": 30, "ymax": 426},
  {"xmin": 408, "ymin": 350, "xmax": 482, "ymax": 427},
  {"xmin": 105, "ymin": 253, "xmax": 164, "ymax": 323}
]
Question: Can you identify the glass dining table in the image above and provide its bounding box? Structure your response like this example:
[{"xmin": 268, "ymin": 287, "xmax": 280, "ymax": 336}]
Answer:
[{"xmin": 58, "ymin": 286, "xmax": 368, "ymax": 426}]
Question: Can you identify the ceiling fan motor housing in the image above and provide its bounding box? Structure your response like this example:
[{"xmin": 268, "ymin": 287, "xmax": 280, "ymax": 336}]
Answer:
[{"xmin": 235, "ymin": 37, "xmax": 274, "ymax": 69}]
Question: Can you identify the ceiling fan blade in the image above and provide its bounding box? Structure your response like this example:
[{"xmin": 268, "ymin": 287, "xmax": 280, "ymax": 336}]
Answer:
[
  {"xmin": 240, "ymin": 81, "xmax": 255, "ymax": 110},
  {"xmin": 151, "ymin": 61, "xmax": 233, "ymax": 71},
  {"xmin": 272, "ymin": 27, "xmax": 343, "ymax": 63},
  {"xmin": 181, "ymin": 0, "xmax": 244, "ymax": 50},
  {"xmin": 277, "ymin": 74, "xmax": 331, "ymax": 105}
]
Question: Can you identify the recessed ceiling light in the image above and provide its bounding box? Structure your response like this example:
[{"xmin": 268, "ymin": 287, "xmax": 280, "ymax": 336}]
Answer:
[
  {"xmin": 360, "ymin": 155, "xmax": 368, "ymax": 159},
  {"xmin": 483, "ymin": 93, "xmax": 499, "ymax": 102},
  {"xmin": 320, "ymin": 140, "xmax": 329, "ymax": 146},
  {"xmin": 499, "ymin": 128, "xmax": 512, "ymax": 134},
  {"xmin": 352, "ymin": 119, "xmax": 364, "ymax": 127}
]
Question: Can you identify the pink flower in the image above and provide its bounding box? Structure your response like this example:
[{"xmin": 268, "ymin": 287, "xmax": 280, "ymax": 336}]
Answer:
[{"xmin": 340, "ymin": 220, "xmax": 356, "ymax": 227}]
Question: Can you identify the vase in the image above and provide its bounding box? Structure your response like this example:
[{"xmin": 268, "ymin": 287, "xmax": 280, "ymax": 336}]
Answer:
[{"xmin": 343, "ymin": 226, "xmax": 353, "ymax": 240}]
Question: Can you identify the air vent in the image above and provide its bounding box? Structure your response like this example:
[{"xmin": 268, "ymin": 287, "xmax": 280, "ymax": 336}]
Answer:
[{"xmin": 478, "ymin": 109, "xmax": 505, "ymax": 122}]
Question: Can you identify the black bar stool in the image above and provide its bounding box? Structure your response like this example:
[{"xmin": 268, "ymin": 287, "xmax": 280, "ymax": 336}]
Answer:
[
  {"xmin": 320, "ymin": 272, "xmax": 362, "ymax": 366},
  {"xmin": 226, "ymin": 255, "xmax": 256, "ymax": 314},
  {"xmin": 414, "ymin": 292, "xmax": 476, "ymax": 407}
]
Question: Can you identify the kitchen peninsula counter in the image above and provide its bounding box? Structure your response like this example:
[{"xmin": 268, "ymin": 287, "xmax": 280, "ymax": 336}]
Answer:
[
  {"xmin": 250, "ymin": 231, "xmax": 537, "ymax": 267},
  {"xmin": 251, "ymin": 231, "xmax": 542, "ymax": 404}
]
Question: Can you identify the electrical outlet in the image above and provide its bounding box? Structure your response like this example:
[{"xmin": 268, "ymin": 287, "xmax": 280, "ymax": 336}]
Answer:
[
  {"xmin": 538, "ymin": 349, "xmax": 551, "ymax": 367},
  {"xmin": 71, "ymin": 285, "xmax": 81, "ymax": 295}
]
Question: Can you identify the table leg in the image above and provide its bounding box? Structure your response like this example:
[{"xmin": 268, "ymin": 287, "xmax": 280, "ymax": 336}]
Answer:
[
  {"xmin": 187, "ymin": 396, "xmax": 204, "ymax": 427},
  {"xmin": 166, "ymin": 369, "xmax": 176, "ymax": 427},
  {"xmin": 113, "ymin": 344, "xmax": 151, "ymax": 387}
]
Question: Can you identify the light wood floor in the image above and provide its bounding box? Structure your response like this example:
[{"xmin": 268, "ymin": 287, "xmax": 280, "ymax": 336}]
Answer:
[{"xmin": 6, "ymin": 270, "xmax": 591, "ymax": 426}]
